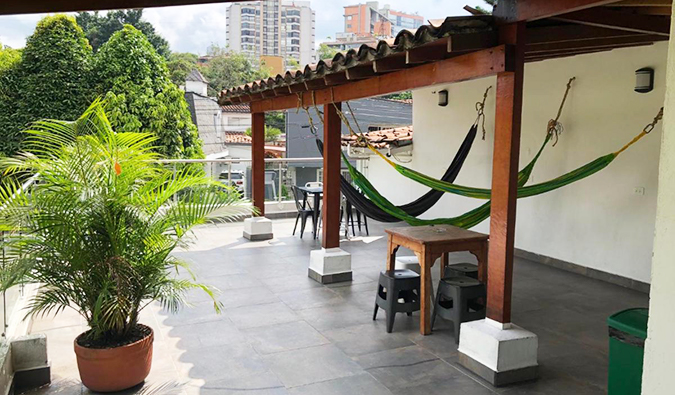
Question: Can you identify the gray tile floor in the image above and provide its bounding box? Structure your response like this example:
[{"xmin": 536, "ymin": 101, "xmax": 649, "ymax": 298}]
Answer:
[{"xmin": 26, "ymin": 219, "xmax": 648, "ymax": 394}]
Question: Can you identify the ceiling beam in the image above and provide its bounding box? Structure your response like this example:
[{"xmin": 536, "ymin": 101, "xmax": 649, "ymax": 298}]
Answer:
[
  {"xmin": 525, "ymin": 41, "xmax": 653, "ymax": 60},
  {"xmin": 612, "ymin": 0, "xmax": 671, "ymax": 5},
  {"xmin": 324, "ymin": 72, "xmax": 349, "ymax": 86},
  {"xmin": 238, "ymin": 45, "xmax": 508, "ymax": 112},
  {"xmin": 553, "ymin": 7, "xmax": 670, "ymax": 36},
  {"xmin": 527, "ymin": 24, "xmax": 648, "ymax": 44},
  {"xmin": 345, "ymin": 65, "xmax": 377, "ymax": 80},
  {"xmin": 526, "ymin": 34, "xmax": 664, "ymax": 54},
  {"xmin": 0, "ymin": 0, "xmax": 243, "ymax": 15},
  {"xmin": 493, "ymin": 0, "xmax": 623, "ymax": 22}
]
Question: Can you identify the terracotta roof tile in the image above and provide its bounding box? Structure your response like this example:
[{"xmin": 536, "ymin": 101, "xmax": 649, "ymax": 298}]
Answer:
[{"xmin": 342, "ymin": 126, "xmax": 413, "ymax": 149}]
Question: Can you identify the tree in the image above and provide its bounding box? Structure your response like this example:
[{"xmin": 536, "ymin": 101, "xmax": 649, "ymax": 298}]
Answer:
[
  {"xmin": 76, "ymin": 10, "xmax": 170, "ymax": 57},
  {"xmin": 245, "ymin": 125, "xmax": 282, "ymax": 143},
  {"xmin": 91, "ymin": 25, "xmax": 202, "ymax": 159},
  {"xmin": 318, "ymin": 43, "xmax": 339, "ymax": 61},
  {"xmin": 198, "ymin": 45, "xmax": 270, "ymax": 96},
  {"xmin": 0, "ymin": 15, "xmax": 93, "ymax": 157},
  {"xmin": 475, "ymin": 0, "xmax": 497, "ymax": 14},
  {"xmin": 265, "ymin": 112, "xmax": 286, "ymax": 134},
  {"xmin": 167, "ymin": 52, "xmax": 198, "ymax": 86},
  {"xmin": 0, "ymin": 42, "xmax": 20, "ymax": 73}
]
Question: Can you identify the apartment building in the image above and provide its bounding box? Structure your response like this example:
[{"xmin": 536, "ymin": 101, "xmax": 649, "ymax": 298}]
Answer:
[
  {"xmin": 227, "ymin": 0, "xmax": 316, "ymax": 67},
  {"xmin": 344, "ymin": 2, "xmax": 424, "ymax": 37}
]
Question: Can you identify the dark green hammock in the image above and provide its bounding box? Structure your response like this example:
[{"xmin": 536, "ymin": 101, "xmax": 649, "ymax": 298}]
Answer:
[{"xmin": 347, "ymin": 124, "xmax": 654, "ymax": 227}]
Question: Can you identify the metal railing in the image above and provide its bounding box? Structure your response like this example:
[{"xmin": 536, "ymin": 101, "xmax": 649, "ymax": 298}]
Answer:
[{"xmin": 158, "ymin": 157, "xmax": 325, "ymax": 204}]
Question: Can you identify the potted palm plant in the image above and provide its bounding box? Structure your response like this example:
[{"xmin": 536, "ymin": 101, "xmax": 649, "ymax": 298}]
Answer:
[{"xmin": 0, "ymin": 100, "xmax": 252, "ymax": 392}]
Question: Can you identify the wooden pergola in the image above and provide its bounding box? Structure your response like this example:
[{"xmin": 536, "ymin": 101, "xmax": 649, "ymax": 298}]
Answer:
[
  {"xmin": 217, "ymin": 0, "xmax": 670, "ymax": 325},
  {"xmin": 2, "ymin": 0, "xmax": 670, "ymax": 327}
]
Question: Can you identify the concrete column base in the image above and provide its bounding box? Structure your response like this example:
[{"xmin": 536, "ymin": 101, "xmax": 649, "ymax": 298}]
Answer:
[
  {"xmin": 308, "ymin": 248, "xmax": 352, "ymax": 284},
  {"xmin": 395, "ymin": 256, "xmax": 421, "ymax": 274},
  {"xmin": 458, "ymin": 319, "xmax": 538, "ymax": 387},
  {"xmin": 243, "ymin": 217, "xmax": 274, "ymax": 241}
]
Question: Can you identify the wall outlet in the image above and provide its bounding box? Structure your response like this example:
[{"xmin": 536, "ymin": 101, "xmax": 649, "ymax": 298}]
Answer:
[{"xmin": 634, "ymin": 187, "xmax": 646, "ymax": 196}]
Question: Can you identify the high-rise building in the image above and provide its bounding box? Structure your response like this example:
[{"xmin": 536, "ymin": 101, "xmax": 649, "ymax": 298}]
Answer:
[
  {"xmin": 343, "ymin": 2, "xmax": 424, "ymax": 38},
  {"xmin": 227, "ymin": 1, "xmax": 316, "ymax": 68}
]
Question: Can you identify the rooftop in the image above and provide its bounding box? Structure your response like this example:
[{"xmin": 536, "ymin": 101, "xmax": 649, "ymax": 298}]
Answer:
[
  {"xmin": 342, "ymin": 125, "xmax": 413, "ymax": 149},
  {"xmin": 30, "ymin": 219, "xmax": 648, "ymax": 395},
  {"xmin": 186, "ymin": 69, "xmax": 208, "ymax": 83}
]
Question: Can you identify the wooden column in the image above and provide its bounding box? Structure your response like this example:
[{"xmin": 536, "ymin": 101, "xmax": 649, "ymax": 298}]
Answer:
[
  {"xmin": 322, "ymin": 103, "xmax": 342, "ymax": 249},
  {"xmin": 251, "ymin": 112, "xmax": 266, "ymax": 216},
  {"xmin": 486, "ymin": 22, "xmax": 526, "ymax": 324}
]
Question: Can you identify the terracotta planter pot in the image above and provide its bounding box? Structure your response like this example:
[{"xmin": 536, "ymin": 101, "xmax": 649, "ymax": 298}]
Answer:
[{"xmin": 74, "ymin": 326, "xmax": 154, "ymax": 392}]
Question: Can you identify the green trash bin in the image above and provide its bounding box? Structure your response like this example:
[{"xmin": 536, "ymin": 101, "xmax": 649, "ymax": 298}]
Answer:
[{"xmin": 607, "ymin": 308, "xmax": 649, "ymax": 395}]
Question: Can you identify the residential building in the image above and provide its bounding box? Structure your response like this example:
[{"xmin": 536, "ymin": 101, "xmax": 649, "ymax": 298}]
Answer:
[
  {"xmin": 323, "ymin": 32, "xmax": 379, "ymax": 52},
  {"xmin": 285, "ymin": 97, "xmax": 412, "ymax": 186},
  {"xmin": 343, "ymin": 2, "xmax": 424, "ymax": 38},
  {"xmin": 227, "ymin": 0, "xmax": 316, "ymax": 68}
]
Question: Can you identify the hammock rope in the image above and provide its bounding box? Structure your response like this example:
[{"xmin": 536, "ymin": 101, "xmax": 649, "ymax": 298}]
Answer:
[{"xmin": 344, "ymin": 106, "xmax": 662, "ymax": 227}]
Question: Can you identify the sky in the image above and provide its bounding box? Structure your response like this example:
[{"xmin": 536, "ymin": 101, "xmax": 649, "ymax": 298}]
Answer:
[{"xmin": 0, "ymin": 0, "xmax": 469, "ymax": 54}]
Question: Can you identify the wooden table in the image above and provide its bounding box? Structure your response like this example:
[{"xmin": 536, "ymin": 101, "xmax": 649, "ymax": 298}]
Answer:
[
  {"xmin": 385, "ymin": 225, "xmax": 489, "ymax": 335},
  {"xmin": 296, "ymin": 186, "xmax": 323, "ymax": 239}
]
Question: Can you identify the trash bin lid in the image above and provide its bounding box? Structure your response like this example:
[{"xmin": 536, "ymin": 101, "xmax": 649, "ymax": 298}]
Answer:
[{"xmin": 607, "ymin": 308, "xmax": 648, "ymax": 340}]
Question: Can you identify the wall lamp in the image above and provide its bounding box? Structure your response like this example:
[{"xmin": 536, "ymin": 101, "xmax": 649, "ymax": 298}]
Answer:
[
  {"xmin": 438, "ymin": 89, "xmax": 449, "ymax": 107},
  {"xmin": 635, "ymin": 67, "xmax": 654, "ymax": 94}
]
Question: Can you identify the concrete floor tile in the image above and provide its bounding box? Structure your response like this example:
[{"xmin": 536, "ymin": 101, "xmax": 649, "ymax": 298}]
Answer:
[
  {"xmin": 263, "ymin": 344, "xmax": 364, "ymax": 388},
  {"xmin": 243, "ymin": 321, "xmax": 330, "ymax": 355},
  {"xmin": 288, "ymin": 373, "xmax": 393, "ymax": 395},
  {"xmin": 227, "ymin": 302, "xmax": 301, "ymax": 329},
  {"xmin": 322, "ymin": 323, "xmax": 415, "ymax": 357},
  {"xmin": 276, "ymin": 287, "xmax": 344, "ymax": 311}
]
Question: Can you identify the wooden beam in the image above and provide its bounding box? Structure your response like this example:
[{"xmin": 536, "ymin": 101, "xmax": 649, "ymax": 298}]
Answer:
[
  {"xmin": 448, "ymin": 31, "xmax": 499, "ymax": 52},
  {"xmin": 373, "ymin": 54, "xmax": 408, "ymax": 73},
  {"xmin": 246, "ymin": 46, "xmax": 507, "ymax": 112},
  {"xmin": 406, "ymin": 41, "xmax": 450, "ymax": 64},
  {"xmin": 525, "ymin": 41, "xmax": 654, "ymax": 61},
  {"xmin": 616, "ymin": 6, "xmax": 672, "ymax": 15},
  {"xmin": 487, "ymin": 23, "xmax": 526, "ymax": 325},
  {"xmin": 346, "ymin": 65, "xmax": 377, "ymax": 80},
  {"xmin": 526, "ymin": 24, "xmax": 645, "ymax": 44},
  {"xmin": 526, "ymin": 34, "xmax": 663, "ymax": 54},
  {"xmin": 305, "ymin": 78, "xmax": 327, "ymax": 90},
  {"xmin": 0, "ymin": 0, "xmax": 242, "ymax": 15},
  {"xmin": 261, "ymin": 89, "xmax": 276, "ymax": 98},
  {"xmin": 251, "ymin": 112, "xmax": 266, "ymax": 216},
  {"xmin": 322, "ymin": 103, "xmax": 342, "ymax": 249},
  {"xmin": 553, "ymin": 8, "xmax": 671, "ymax": 36},
  {"xmin": 273, "ymin": 86, "xmax": 291, "ymax": 96},
  {"xmin": 612, "ymin": 0, "xmax": 671, "ymax": 5},
  {"xmin": 289, "ymin": 84, "xmax": 306, "ymax": 94},
  {"xmin": 324, "ymin": 72, "xmax": 349, "ymax": 86},
  {"xmin": 493, "ymin": 0, "xmax": 623, "ymax": 22}
]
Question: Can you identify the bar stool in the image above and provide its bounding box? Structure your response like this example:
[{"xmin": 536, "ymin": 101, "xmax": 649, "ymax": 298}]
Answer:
[
  {"xmin": 373, "ymin": 269, "xmax": 421, "ymax": 333},
  {"xmin": 443, "ymin": 263, "xmax": 478, "ymax": 279},
  {"xmin": 431, "ymin": 276, "xmax": 486, "ymax": 343}
]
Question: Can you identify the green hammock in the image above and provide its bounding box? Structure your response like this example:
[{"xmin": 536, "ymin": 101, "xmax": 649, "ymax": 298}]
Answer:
[
  {"xmin": 344, "ymin": 131, "xmax": 551, "ymax": 227},
  {"xmin": 347, "ymin": 118, "xmax": 659, "ymax": 227}
]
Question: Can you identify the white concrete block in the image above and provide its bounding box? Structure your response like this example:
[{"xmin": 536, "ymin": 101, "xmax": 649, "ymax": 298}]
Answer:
[
  {"xmin": 243, "ymin": 217, "xmax": 274, "ymax": 241},
  {"xmin": 309, "ymin": 248, "xmax": 352, "ymax": 276},
  {"xmin": 11, "ymin": 334, "xmax": 48, "ymax": 371},
  {"xmin": 458, "ymin": 319, "xmax": 538, "ymax": 372},
  {"xmin": 395, "ymin": 256, "xmax": 420, "ymax": 274}
]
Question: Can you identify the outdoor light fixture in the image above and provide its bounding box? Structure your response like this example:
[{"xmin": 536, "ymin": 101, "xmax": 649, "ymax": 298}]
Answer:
[
  {"xmin": 438, "ymin": 89, "xmax": 449, "ymax": 106},
  {"xmin": 635, "ymin": 67, "xmax": 654, "ymax": 93}
]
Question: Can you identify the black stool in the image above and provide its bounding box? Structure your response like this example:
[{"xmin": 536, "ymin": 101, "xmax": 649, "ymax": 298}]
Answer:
[
  {"xmin": 373, "ymin": 269, "xmax": 421, "ymax": 333},
  {"xmin": 431, "ymin": 276, "xmax": 486, "ymax": 343},
  {"xmin": 443, "ymin": 263, "xmax": 478, "ymax": 279}
]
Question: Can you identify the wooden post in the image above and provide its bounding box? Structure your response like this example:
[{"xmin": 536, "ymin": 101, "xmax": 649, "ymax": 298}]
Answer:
[
  {"xmin": 322, "ymin": 103, "xmax": 342, "ymax": 249},
  {"xmin": 486, "ymin": 22, "xmax": 526, "ymax": 324},
  {"xmin": 251, "ymin": 112, "xmax": 266, "ymax": 216}
]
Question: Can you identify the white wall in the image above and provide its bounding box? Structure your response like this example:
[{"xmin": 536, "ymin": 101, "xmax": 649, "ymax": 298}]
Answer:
[
  {"xmin": 643, "ymin": 9, "xmax": 675, "ymax": 393},
  {"xmin": 368, "ymin": 42, "xmax": 667, "ymax": 283}
]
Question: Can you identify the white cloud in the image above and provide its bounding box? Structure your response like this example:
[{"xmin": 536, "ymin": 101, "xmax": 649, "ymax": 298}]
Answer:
[{"xmin": 0, "ymin": 0, "xmax": 470, "ymax": 54}]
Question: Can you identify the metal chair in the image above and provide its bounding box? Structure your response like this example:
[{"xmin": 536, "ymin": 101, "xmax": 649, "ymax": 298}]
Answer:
[{"xmin": 291, "ymin": 186, "xmax": 315, "ymax": 239}]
